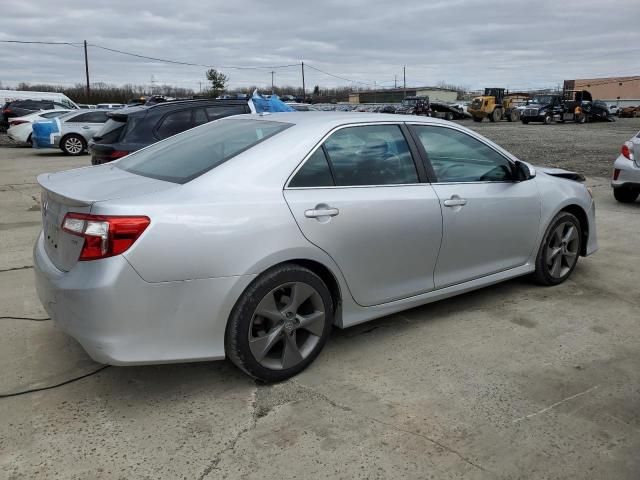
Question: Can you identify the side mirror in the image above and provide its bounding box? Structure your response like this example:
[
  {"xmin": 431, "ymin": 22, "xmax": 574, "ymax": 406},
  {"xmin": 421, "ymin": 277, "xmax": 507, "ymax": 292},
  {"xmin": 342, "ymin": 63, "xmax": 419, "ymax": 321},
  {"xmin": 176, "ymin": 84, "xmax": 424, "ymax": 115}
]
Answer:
[{"xmin": 514, "ymin": 160, "xmax": 536, "ymax": 181}]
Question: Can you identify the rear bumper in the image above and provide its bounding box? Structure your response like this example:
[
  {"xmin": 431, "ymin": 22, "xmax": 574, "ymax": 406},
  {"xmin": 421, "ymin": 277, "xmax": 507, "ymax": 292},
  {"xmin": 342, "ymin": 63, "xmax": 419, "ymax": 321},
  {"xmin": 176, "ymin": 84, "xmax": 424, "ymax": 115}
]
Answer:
[
  {"xmin": 33, "ymin": 232, "xmax": 255, "ymax": 365},
  {"xmin": 611, "ymin": 155, "xmax": 640, "ymax": 188}
]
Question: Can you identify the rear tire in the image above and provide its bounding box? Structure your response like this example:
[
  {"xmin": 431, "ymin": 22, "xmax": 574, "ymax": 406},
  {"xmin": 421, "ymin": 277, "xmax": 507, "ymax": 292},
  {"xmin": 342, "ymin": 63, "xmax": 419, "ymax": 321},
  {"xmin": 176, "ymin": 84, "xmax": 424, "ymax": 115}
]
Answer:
[
  {"xmin": 225, "ymin": 264, "xmax": 334, "ymax": 382},
  {"xmin": 60, "ymin": 134, "xmax": 86, "ymax": 156},
  {"xmin": 445, "ymin": 112, "xmax": 454, "ymax": 121},
  {"xmin": 532, "ymin": 212, "xmax": 582, "ymax": 286},
  {"xmin": 543, "ymin": 114, "xmax": 552, "ymax": 125},
  {"xmin": 613, "ymin": 188, "xmax": 639, "ymax": 203}
]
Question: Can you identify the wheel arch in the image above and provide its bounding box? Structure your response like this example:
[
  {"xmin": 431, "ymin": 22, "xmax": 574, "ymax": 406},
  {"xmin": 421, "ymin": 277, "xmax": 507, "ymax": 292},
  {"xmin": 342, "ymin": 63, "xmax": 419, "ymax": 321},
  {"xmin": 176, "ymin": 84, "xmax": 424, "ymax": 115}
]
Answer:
[{"xmin": 559, "ymin": 204, "xmax": 589, "ymax": 256}]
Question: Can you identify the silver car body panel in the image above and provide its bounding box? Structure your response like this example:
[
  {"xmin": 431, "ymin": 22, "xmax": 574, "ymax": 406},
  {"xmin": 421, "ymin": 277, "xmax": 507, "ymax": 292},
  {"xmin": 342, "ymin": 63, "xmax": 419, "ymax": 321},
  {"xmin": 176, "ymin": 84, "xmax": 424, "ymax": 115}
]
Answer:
[
  {"xmin": 612, "ymin": 130, "xmax": 640, "ymax": 188},
  {"xmin": 34, "ymin": 112, "xmax": 598, "ymax": 365}
]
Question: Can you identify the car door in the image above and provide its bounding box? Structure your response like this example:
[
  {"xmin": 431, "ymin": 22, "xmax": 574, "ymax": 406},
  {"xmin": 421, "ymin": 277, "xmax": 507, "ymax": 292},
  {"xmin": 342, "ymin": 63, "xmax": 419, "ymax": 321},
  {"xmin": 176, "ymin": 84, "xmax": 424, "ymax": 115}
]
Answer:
[
  {"xmin": 66, "ymin": 111, "xmax": 108, "ymax": 140},
  {"xmin": 283, "ymin": 123, "xmax": 443, "ymax": 307},
  {"xmin": 409, "ymin": 124, "xmax": 541, "ymax": 289}
]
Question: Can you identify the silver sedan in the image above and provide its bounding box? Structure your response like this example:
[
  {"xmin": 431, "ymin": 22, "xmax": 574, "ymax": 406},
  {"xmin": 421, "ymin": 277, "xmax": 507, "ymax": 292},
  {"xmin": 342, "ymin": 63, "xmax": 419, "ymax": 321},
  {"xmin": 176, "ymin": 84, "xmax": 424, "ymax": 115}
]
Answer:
[{"xmin": 34, "ymin": 113, "xmax": 598, "ymax": 381}]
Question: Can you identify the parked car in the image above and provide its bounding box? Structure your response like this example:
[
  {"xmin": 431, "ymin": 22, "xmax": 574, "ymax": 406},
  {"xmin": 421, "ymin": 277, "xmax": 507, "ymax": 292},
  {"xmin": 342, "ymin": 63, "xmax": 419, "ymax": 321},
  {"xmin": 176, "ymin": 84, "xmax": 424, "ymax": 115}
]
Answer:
[
  {"xmin": 395, "ymin": 96, "xmax": 430, "ymax": 115},
  {"xmin": 612, "ymin": 130, "xmax": 640, "ymax": 203},
  {"xmin": 429, "ymin": 102, "xmax": 470, "ymax": 120},
  {"xmin": 96, "ymin": 103, "xmax": 125, "ymax": 110},
  {"xmin": 89, "ymin": 99, "xmax": 253, "ymax": 165},
  {"xmin": 6, "ymin": 109, "xmax": 72, "ymax": 144},
  {"xmin": 0, "ymin": 90, "xmax": 78, "ymax": 113},
  {"xmin": 286, "ymin": 103, "xmax": 317, "ymax": 111},
  {"xmin": 34, "ymin": 112, "xmax": 597, "ymax": 381},
  {"xmin": 31, "ymin": 109, "xmax": 109, "ymax": 155},
  {"xmin": 2, "ymin": 99, "xmax": 73, "ymax": 123},
  {"xmin": 78, "ymin": 104, "xmax": 97, "ymax": 109},
  {"xmin": 619, "ymin": 106, "xmax": 640, "ymax": 118},
  {"xmin": 608, "ymin": 104, "xmax": 620, "ymax": 116}
]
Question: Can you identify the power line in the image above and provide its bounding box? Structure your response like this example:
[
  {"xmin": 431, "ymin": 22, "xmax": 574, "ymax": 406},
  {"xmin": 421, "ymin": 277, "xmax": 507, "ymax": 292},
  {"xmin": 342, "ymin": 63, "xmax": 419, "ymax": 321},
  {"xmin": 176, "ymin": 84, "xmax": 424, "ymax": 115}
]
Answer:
[
  {"xmin": 88, "ymin": 43, "xmax": 300, "ymax": 70},
  {"xmin": 0, "ymin": 39, "xmax": 82, "ymax": 46},
  {"xmin": 304, "ymin": 63, "xmax": 375, "ymax": 86}
]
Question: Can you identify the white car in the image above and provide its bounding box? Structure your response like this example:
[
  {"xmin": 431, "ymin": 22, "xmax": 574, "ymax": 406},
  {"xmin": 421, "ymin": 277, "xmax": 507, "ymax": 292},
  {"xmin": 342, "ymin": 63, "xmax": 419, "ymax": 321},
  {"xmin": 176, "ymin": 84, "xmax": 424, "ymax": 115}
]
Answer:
[
  {"xmin": 608, "ymin": 105, "xmax": 620, "ymax": 116},
  {"xmin": 96, "ymin": 103, "xmax": 125, "ymax": 110},
  {"xmin": 612, "ymin": 130, "xmax": 640, "ymax": 202},
  {"xmin": 6, "ymin": 109, "xmax": 72, "ymax": 144}
]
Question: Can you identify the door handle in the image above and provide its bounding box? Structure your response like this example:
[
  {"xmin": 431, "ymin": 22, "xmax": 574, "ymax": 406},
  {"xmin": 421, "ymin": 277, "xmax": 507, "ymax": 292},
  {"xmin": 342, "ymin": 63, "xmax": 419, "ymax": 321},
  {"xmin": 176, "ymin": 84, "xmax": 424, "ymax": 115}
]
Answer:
[
  {"xmin": 443, "ymin": 197, "xmax": 467, "ymax": 207},
  {"xmin": 305, "ymin": 207, "xmax": 339, "ymax": 218}
]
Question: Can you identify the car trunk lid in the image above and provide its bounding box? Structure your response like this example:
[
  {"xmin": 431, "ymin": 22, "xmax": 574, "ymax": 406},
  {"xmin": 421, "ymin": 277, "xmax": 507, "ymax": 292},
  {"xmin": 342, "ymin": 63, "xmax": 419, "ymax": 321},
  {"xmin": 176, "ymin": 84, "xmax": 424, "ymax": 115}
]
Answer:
[{"xmin": 38, "ymin": 164, "xmax": 175, "ymax": 271}]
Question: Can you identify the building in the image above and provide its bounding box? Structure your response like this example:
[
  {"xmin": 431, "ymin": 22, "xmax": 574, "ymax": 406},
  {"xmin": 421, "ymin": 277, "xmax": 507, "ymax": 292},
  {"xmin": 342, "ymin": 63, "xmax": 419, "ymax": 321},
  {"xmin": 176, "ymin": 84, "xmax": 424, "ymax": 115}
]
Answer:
[
  {"xmin": 563, "ymin": 76, "xmax": 640, "ymax": 106},
  {"xmin": 349, "ymin": 87, "xmax": 458, "ymax": 104}
]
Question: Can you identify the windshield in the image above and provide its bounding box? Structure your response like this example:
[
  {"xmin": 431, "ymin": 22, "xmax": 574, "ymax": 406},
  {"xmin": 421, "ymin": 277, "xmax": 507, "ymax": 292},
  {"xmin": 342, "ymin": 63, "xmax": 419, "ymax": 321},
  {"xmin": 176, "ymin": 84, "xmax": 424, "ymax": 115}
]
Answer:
[
  {"xmin": 531, "ymin": 95, "xmax": 554, "ymax": 105},
  {"xmin": 402, "ymin": 99, "xmax": 417, "ymax": 106},
  {"xmin": 116, "ymin": 118, "xmax": 292, "ymax": 184}
]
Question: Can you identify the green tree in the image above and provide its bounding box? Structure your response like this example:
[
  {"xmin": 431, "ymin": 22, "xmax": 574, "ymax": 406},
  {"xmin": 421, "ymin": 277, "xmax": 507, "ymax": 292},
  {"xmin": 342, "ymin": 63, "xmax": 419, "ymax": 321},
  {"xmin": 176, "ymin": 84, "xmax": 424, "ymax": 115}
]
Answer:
[{"xmin": 205, "ymin": 69, "xmax": 229, "ymax": 97}]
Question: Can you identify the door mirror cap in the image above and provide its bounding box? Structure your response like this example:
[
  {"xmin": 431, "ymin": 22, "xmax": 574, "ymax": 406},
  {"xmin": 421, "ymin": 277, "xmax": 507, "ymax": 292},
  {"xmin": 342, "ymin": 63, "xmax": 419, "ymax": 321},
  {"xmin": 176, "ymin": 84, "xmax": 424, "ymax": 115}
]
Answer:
[{"xmin": 514, "ymin": 160, "xmax": 536, "ymax": 181}]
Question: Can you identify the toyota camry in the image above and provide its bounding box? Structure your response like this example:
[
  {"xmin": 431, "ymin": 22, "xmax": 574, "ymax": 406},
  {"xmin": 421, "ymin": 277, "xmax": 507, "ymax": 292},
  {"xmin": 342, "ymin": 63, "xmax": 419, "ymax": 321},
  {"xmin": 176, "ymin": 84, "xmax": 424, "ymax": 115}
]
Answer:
[{"xmin": 34, "ymin": 112, "xmax": 597, "ymax": 381}]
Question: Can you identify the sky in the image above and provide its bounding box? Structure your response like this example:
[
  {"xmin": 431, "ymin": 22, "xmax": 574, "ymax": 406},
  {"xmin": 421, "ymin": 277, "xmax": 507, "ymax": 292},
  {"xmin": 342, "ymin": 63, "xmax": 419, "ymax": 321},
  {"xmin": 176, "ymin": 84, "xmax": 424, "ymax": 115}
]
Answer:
[{"xmin": 1, "ymin": 0, "xmax": 639, "ymax": 93}]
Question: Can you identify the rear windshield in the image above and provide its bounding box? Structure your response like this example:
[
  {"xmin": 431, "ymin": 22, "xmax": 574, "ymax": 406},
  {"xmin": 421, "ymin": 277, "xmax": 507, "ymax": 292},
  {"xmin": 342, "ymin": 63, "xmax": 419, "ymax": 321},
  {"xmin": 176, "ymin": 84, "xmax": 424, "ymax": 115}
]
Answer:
[
  {"xmin": 116, "ymin": 118, "xmax": 292, "ymax": 183},
  {"xmin": 94, "ymin": 117, "xmax": 127, "ymax": 143}
]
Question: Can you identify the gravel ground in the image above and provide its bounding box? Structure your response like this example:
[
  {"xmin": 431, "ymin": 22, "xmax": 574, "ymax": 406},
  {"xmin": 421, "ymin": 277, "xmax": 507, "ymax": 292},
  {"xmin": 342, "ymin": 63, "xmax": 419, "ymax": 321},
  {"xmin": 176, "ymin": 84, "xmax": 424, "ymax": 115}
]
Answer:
[{"xmin": 465, "ymin": 117, "xmax": 640, "ymax": 178}]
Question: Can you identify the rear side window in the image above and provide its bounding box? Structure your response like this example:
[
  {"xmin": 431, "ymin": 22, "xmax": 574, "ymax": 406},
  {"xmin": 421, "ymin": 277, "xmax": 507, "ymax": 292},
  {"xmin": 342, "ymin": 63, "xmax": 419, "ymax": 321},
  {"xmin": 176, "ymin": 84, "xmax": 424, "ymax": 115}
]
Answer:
[
  {"xmin": 117, "ymin": 119, "xmax": 292, "ymax": 184},
  {"xmin": 82, "ymin": 111, "xmax": 108, "ymax": 123},
  {"xmin": 194, "ymin": 108, "xmax": 208, "ymax": 126},
  {"xmin": 156, "ymin": 110, "xmax": 193, "ymax": 139},
  {"xmin": 66, "ymin": 112, "xmax": 94, "ymax": 123},
  {"xmin": 323, "ymin": 125, "xmax": 419, "ymax": 186},
  {"xmin": 289, "ymin": 148, "xmax": 334, "ymax": 187},
  {"xmin": 41, "ymin": 111, "xmax": 67, "ymax": 119}
]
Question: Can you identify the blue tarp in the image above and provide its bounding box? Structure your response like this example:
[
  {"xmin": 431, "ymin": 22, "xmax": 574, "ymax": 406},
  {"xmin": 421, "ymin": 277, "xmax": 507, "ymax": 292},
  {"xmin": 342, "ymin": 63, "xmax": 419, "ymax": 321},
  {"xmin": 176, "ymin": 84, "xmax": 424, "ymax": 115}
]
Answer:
[
  {"xmin": 31, "ymin": 119, "xmax": 59, "ymax": 148},
  {"xmin": 251, "ymin": 91, "xmax": 296, "ymax": 113}
]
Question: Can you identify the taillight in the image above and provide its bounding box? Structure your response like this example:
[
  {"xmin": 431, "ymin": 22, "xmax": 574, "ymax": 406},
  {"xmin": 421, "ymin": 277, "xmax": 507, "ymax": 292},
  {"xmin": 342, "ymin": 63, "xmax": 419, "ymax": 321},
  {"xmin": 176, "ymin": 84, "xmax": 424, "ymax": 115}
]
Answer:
[
  {"xmin": 62, "ymin": 213, "xmax": 150, "ymax": 261},
  {"xmin": 110, "ymin": 150, "xmax": 129, "ymax": 160},
  {"xmin": 9, "ymin": 120, "xmax": 28, "ymax": 126},
  {"xmin": 621, "ymin": 141, "xmax": 634, "ymax": 161}
]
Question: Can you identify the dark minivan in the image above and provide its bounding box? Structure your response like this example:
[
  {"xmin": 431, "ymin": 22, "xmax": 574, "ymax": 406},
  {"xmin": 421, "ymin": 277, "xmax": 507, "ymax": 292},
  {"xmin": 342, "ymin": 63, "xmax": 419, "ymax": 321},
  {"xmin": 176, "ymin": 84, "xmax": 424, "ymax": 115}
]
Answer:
[{"xmin": 89, "ymin": 99, "xmax": 252, "ymax": 164}]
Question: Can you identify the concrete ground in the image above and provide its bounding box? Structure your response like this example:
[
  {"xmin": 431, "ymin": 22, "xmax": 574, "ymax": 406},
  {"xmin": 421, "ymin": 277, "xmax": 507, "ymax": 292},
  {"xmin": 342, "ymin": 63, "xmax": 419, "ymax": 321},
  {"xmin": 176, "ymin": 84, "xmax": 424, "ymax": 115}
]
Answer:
[{"xmin": 0, "ymin": 124, "xmax": 639, "ymax": 479}]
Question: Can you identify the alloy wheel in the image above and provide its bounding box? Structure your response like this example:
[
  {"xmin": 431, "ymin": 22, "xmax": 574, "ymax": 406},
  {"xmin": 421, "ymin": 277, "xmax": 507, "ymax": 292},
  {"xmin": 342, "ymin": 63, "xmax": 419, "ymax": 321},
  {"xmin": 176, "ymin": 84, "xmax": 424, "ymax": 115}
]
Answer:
[
  {"xmin": 248, "ymin": 282, "xmax": 326, "ymax": 370},
  {"xmin": 65, "ymin": 136, "xmax": 83, "ymax": 154},
  {"xmin": 546, "ymin": 221, "xmax": 579, "ymax": 279}
]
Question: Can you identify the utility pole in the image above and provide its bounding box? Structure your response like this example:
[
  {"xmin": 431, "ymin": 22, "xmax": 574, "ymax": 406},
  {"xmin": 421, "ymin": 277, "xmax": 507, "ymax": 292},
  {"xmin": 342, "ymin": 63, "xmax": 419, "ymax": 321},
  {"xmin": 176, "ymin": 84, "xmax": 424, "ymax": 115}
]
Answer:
[
  {"xmin": 83, "ymin": 40, "xmax": 90, "ymax": 103},
  {"xmin": 394, "ymin": 75, "xmax": 397, "ymax": 89},
  {"xmin": 271, "ymin": 71, "xmax": 275, "ymax": 95},
  {"xmin": 301, "ymin": 61, "xmax": 305, "ymax": 102},
  {"xmin": 199, "ymin": 81, "xmax": 202, "ymax": 94},
  {"xmin": 374, "ymin": 81, "xmax": 377, "ymax": 104},
  {"xmin": 403, "ymin": 65, "xmax": 406, "ymax": 99}
]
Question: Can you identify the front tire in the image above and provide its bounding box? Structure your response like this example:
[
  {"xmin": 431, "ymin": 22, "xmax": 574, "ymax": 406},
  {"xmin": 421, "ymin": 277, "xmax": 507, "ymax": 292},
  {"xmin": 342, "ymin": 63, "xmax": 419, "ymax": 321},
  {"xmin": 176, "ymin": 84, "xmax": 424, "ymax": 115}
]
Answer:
[
  {"xmin": 60, "ymin": 134, "xmax": 86, "ymax": 156},
  {"xmin": 225, "ymin": 264, "xmax": 334, "ymax": 382},
  {"xmin": 613, "ymin": 188, "xmax": 639, "ymax": 203},
  {"xmin": 532, "ymin": 212, "xmax": 582, "ymax": 286},
  {"xmin": 543, "ymin": 114, "xmax": 552, "ymax": 125}
]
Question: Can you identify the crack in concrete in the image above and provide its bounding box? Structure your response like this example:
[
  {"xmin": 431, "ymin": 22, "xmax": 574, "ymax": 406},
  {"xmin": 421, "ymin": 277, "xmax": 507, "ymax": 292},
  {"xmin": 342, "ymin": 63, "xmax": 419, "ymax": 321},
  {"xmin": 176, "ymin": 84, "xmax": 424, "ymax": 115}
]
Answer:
[
  {"xmin": 290, "ymin": 381, "xmax": 491, "ymax": 474},
  {"xmin": 201, "ymin": 379, "xmax": 491, "ymax": 476},
  {"xmin": 0, "ymin": 265, "xmax": 33, "ymax": 273},
  {"xmin": 197, "ymin": 385, "xmax": 259, "ymax": 480},
  {"xmin": 0, "ymin": 316, "xmax": 50, "ymax": 322}
]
